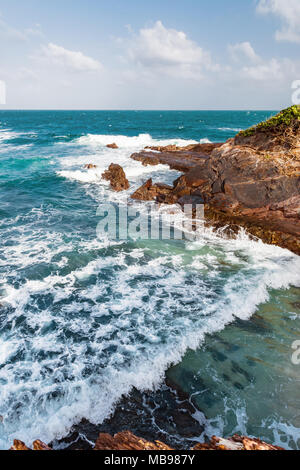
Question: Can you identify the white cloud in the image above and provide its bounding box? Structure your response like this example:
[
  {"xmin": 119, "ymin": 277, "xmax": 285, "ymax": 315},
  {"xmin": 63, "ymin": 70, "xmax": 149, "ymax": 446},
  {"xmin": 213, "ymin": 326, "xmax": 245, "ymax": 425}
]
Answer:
[
  {"xmin": 0, "ymin": 16, "xmax": 42, "ymax": 41},
  {"xmin": 228, "ymin": 42, "xmax": 261, "ymax": 63},
  {"xmin": 257, "ymin": 0, "xmax": 300, "ymax": 42},
  {"xmin": 227, "ymin": 39, "xmax": 298, "ymax": 82},
  {"xmin": 39, "ymin": 43, "xmax": 102, "ymax": 72},
  {"xmin": 125, "ymin": 20, "xmax": 217, "ymax": 79},
  {"xmin": 242, "ymin": 58, "xmax": 282, "ymax": 80}
]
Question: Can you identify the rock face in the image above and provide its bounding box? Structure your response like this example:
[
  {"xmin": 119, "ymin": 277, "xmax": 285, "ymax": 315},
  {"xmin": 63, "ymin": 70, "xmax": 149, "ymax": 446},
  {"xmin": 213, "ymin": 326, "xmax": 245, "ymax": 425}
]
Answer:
[
  {"xmin": 94, "ymin": 431, "xmax": 173, "ymax": 451},
  {"xmin": 130, "ymin": 107, "xmax": 300, "ymax": 255},
  {"xmin": 106, "ymin": 143, "xmax": 119, "ymax": 149},
  {"xmin": 131, "ymin": 143, "xmax": 222, "ymax": 172},
  {"xmin": 93, "ymin": 432, "xmax": 283, "ymax": 451},
  {"xmin": 102, "ymin": 164, "xmax": 130, "ymax": 192},
  {"xmin": 10, "ymin": 439, "xmax": 52, "ymax": 451},
  {"xmin": 131, "ymin": 179, "xmax": 174, "ymax": 202},
  {"xmin": 192, "ymin": 435, "xmax": 284, "ymax": 451},
  {"xmin": 9, "ymin": 432, "xmax": 284, "ymax": 451}
]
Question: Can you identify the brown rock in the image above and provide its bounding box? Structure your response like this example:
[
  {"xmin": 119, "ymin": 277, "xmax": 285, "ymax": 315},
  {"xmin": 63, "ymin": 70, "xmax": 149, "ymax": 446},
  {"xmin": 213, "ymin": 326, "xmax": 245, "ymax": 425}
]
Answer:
[
  {"xmin": 131, "ymin": 179, "xmax": 158, "ymax": 201},
  {"xmin": 106, "ymin": 143, "xmax": 119, "ymax": 149},
  {"xmin": 94, "ymin": 431, "xmax": 283, "ymax": 451},
  {"xmin": 131, "ymin": 179, "xmax": 175, "ymax": 202},
  {"xmin": 10, "ymin": 440, "xmax": 30, "ymax": 451},
  {"xmin": 145, "ymin": 143, "xmax": 223, "ymax": 154},
  {"xmin": 102, "ymin": 163, "xmax": 130, "ymax": 192},
  {"xmin": 33, "ymin": 440, "xmax": 52, "ymax": 451},
  {"xmin": 131, "ymin": 151, "xmax": 208, "ymax": 172},
  {"xmin": 192, "ymin": 435, "xmax": 284, "ymax": 451},
  {"xmin": 84, "ymin": 164, "xmax": 97, "ymax": 169},
  {"xmin": 94, "ymin": 431, "xmax": 173, "ymax": 451}
]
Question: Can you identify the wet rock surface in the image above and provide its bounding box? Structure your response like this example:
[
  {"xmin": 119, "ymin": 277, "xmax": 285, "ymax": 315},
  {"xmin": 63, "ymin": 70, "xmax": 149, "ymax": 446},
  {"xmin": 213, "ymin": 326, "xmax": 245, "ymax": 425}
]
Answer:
[
  {"xmin": 106, "ymin": 143, "xmax": 119, "ymax": 149},
  {"xmin": 130, "ymin": 107, "xmax": 300, "ymax": 254},
  {"xmin": 10, "ymin": 433, "xmax": 284, "ymax": 451},
  {"xmin": 102, "ymin": 163, "xmax": 130, "ymax": 192},
  {"xmin": 54, "ymin": 385, "xmax": 203, "ymax": 450},
  {"xmin": 84, "ymin": 164, "xmax": 97, "ymax": 169}
]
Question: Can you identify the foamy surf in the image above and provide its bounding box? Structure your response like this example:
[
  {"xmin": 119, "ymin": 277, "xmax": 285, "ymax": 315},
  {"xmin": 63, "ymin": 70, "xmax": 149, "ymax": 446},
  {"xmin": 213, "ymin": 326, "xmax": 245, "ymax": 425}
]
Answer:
[{"xmin": 1, "ymin": 111, "xmax": 299, "ymax": 450}]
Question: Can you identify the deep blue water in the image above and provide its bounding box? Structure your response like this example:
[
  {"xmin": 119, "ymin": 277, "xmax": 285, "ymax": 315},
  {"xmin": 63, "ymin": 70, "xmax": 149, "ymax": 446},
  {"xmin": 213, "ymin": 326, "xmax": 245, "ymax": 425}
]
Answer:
[{"xmin": 0, "ymin": 110, "xmax": 299, "ymax": 449}]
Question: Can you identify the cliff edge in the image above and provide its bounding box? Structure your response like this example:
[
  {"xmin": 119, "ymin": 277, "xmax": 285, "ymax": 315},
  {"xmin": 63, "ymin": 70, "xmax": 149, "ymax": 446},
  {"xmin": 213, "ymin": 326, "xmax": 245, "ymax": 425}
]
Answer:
[{"xmin": 130, "ymin": 106, "xmax": 300, "ymax": 254}]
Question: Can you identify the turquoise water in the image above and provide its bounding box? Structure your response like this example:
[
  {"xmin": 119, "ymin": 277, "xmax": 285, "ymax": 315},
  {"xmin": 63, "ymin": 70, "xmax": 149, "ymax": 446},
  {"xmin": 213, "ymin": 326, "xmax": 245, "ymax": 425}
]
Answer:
[{"xmin": 0, "ymin": 110, "xmax": 299, "ymax": 449}]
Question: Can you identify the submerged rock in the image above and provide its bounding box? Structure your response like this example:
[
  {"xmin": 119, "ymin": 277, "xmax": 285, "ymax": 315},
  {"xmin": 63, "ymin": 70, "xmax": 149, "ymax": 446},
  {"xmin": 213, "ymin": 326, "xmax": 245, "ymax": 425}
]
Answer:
[
  {"xmin": 106, "ymin": 143, "xmax": 119, "ymax": 149},
  {"xmin": 102, "ymin": 163, "xmax": 130, "ymax": 192},
  {"xmin": 84, "ymin": 164, "xmax": 97, "ymax": 169}
]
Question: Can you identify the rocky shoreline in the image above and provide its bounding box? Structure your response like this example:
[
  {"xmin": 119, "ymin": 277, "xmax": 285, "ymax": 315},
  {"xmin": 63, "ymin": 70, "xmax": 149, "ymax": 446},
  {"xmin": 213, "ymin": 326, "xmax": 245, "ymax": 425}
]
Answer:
[
  {"xmin": 10, "ymin": 108, "xmax": 299, "ymax": 451},
  {"xmin": 128, "ymin": 106, "xmax": 300, "ymax": 255},
  {"xmin": 10, "ymin": 433, "xmax": 284, "ymax": 451}
]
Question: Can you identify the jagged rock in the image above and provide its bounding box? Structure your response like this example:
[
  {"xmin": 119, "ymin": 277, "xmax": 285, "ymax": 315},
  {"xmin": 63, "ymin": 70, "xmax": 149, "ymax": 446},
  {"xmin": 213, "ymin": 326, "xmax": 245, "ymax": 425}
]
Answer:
[
  {"xmin": 93, "ymin": 431, "xmax": 284, "ymax": 451},
  {"xmin": 129, "ymin": 106, "xmax": 300, "ymax": 255},
  {"xmin": 102, "ymin": 163, "xmax": 130, "ymax": 192},
  {"xmin": 131, "ymin": 179, "xmax": 174, "ymax": 202},
  {"xmin": 10, "ymin": 440, "xmax": 30, "ymax": 451},
  {"xmin": 94, "ymin": 431, "xmax": 173, "ymax": 451},
  {"xmin": 106, "ymin": 143, "xmax": 119, "ymax": 149},
  {"xmin": 131, "ymin": 179, "xmax": 156, "ymax": 201},
  {"xmin": 33, "ymin": 440, "xmax": 52, "ymax": 451},
  {"xmin": 84, "ymin": 164, "xmax": 97, "ymax": 169},
  {"xmin": 8, "ymin": 432, "xmax": 284, "ymax": 451},
  {"xmin": 131, "ymin": 151, "xmax": 208, "ymax": 172},
  {"xmin": 193, "ymin": 435, "xmax": 284, "ymax": 451},
  {"xmin": 145, "ymin": 143, "xmax": 223, "ymax": 154}
]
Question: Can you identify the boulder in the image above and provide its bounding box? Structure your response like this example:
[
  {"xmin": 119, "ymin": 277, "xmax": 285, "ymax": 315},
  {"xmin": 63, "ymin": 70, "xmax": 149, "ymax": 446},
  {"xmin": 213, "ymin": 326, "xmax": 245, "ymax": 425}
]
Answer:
[
  {"xmin": 102, "ymin": 163, "xmax": 130, "ymax": 192},
  {"xmin": 84, "ymin": 164, "xmax": 97, "ymax": 169},
  {"xmin": 106, "ymin": 143, "xmax": 119, "ymax": 149}
]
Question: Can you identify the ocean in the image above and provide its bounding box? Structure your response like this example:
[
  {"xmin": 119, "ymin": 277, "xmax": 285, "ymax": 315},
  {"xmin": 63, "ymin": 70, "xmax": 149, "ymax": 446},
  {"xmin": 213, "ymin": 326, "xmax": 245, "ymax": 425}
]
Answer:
[{"xmin": 0, "ymin": 110, "xmax": 299, "ymax": 450}]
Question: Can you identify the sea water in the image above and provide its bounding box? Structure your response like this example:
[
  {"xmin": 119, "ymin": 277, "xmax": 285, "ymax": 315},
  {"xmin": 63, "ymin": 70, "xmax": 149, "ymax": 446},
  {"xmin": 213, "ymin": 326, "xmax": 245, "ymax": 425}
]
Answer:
[{"xmin": 0, "ymin": 110, "xmax": 299, "ymax": 449}]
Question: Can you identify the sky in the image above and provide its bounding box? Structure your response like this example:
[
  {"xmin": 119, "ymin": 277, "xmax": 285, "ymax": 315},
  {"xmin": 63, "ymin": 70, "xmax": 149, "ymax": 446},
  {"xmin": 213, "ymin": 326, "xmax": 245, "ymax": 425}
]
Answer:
[{"xmin": 0, "ymin": 0, "xmax": 299, "ymax": 110}]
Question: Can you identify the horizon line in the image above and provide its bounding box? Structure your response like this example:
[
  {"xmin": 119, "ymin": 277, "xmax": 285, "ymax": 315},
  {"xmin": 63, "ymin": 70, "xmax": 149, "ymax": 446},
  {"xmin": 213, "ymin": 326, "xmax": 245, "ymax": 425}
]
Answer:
[{"xmin": 0, "ymin": 108, "xmax": 279, "ymax": 112}]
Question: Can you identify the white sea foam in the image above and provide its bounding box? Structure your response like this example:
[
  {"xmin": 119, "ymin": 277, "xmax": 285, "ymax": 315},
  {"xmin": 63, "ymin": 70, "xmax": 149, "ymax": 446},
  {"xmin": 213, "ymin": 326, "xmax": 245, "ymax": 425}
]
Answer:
[
  {"xmin": 75, "ymin": 133, "xmax": 199, "ymax": 149},
  {"xmin": 1, "ymin": 129, "xmax": 300, "ymax": 450},
  {"xmin": 1, "ymin": 209, "xmax": 300, "ymax": 449}
]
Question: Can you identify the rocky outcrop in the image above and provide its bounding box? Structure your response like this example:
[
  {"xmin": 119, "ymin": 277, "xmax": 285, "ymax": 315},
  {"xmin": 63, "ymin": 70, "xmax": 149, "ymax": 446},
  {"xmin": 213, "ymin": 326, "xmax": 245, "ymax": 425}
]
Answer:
[
  {"xmin": 10, "ymin": 439, "xmax": 52, "ymax": 451},
  {"xmin": 192, "ymin": 435, "xmax": 284, "ymax": 451},
  {"xmin": 102, "ymin": 163, "xmax": 130, "ymax": 192},
  {"xmin": 131, "ymin": 179, "xmax": 174, "ymax": 202},
  {"xmin": 94, "ymin": 431, "xmax": 173, "ymax": 451},
  {"xmin": 106, "ymin": 143, "xmax": 119, "ymax": 149},
  {"xmin": 131, "ymin": 143, "xmax": 222, "ymax": 172},
  {"xmin": 145, "ymin": 143, "xmax": 223, "ymax": 154},
  {"xmin": 10, "ymin": 432, "xmax": 283, "ymax": 451},
  {"xmin": 84, "ymin": 164, "xmax": 97, "ymax": 169},
  {"xmin": 94, "ymin": 432, "xmax": 284, "ymax": 451},
  {"xmin": 130, "ymin": 107, "xmax": 300, "ymax": 255}
]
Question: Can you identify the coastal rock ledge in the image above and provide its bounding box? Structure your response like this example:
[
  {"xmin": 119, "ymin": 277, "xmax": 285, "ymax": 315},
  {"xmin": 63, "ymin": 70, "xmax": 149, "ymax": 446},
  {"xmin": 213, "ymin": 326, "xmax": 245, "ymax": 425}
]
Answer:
[
  {"xmin": 131, "ymin": 106, "xmax": 300, "ymax": 255},
  {"xmin": 9, "ymin": 432, "xmax": 284, "ymax": 451}
]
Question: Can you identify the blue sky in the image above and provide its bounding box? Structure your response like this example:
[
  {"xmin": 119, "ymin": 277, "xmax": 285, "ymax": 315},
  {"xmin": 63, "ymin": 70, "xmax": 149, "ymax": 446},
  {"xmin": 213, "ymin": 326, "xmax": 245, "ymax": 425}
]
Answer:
[{"xmin": 0, "ymin": 0, "xmax": 299, "ymax": 109}]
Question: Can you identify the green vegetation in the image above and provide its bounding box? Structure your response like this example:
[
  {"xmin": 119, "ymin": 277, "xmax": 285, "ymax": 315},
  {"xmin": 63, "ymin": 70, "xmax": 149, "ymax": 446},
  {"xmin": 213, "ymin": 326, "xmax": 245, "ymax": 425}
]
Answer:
[{"xmin": 238, "ymin": 105, "xmax": 300, "ymax": 138}]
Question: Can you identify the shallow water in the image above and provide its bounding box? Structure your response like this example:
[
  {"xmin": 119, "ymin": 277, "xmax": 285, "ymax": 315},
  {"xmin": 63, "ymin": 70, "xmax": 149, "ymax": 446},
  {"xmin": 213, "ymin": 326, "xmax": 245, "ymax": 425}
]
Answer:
[{"xmin": 0, "ymin": 110, "xmax": 299, "ymax": 449}]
